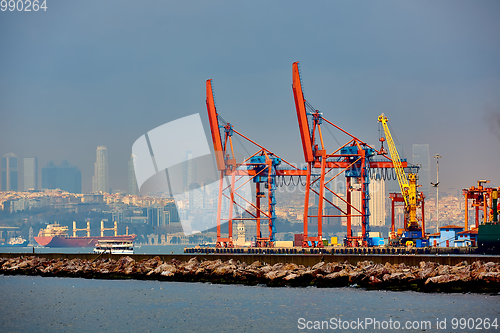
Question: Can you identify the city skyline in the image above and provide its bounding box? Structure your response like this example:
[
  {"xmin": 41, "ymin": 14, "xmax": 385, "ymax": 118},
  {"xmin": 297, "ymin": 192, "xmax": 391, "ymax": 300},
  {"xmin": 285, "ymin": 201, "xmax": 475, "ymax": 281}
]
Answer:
[{"xmin": 0, "ymin": 141, "xmax": 490, "ymax": 197}]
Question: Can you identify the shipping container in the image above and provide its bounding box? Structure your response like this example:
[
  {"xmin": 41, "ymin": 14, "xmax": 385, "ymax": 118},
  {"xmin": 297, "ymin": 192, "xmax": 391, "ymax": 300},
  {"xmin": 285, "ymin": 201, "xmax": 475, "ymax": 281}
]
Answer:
[
  {"xmin": 294, "ymin": 233, "xmax": 304, "ymax": 247},
  {"xmin": 275, "ymin": 241, "xmax": 294, "ymax": 248}
]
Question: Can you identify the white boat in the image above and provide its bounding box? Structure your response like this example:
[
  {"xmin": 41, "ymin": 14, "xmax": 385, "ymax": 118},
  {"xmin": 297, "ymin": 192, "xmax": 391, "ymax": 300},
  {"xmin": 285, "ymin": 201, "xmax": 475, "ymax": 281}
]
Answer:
[{"xmin": 94, "ymin": 240, "xmax": 134, "ymax": 254}]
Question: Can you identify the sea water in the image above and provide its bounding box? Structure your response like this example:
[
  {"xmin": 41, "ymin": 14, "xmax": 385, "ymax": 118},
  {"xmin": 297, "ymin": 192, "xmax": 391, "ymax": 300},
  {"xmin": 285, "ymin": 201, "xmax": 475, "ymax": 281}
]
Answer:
[{"xmin": 1, "ymin": 275, "xmax": 499, "ymax": 333}]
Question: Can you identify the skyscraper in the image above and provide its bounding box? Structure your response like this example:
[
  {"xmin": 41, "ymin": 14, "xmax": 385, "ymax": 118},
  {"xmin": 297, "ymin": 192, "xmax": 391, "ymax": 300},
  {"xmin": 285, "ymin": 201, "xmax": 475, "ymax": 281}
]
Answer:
[
  {"xmin": 184, "ymin": 150, "xmax": 196, "ymax": 191},
  {"xmin": 350, "ymin": 188, "xmax": 362, "ymax": 227},
  {"xmin": 128, "ymin": 154, "xmax": 138, "ymax": 195},
  {"xmin": 23, "ymin": 157, "xmax": 38, "ymax": 190},
  {"xmin": 412, "ymin": 144, "xmax": 430, "ymax": 196},
  {"xmin": 92, "ymin": 146, "xmax": 109, "ymax": 193},
  {"xmin": 42, "ymin": 161, "xmax": 82, "ymax": 193},
  {"xmin": 369, "ymin": 176, "xmax": 386, "ymax": 227},
  {"xmin": 1, "ymin": 153, "xmax": 18, "ymax": 191}
]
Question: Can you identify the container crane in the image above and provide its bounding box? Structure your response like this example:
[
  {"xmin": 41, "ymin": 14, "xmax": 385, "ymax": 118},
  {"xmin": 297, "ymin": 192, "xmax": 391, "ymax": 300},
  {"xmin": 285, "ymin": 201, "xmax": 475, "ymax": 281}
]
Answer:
[
  {"xmin": 463, "ymin": 180, "xmax": 499, "ymax": 230},
  {"xmin": 206, "ymin": 79, "xmax": 306, "ymax": 247},
  {"xmin": 378, "ymin": 113, "xmax": 426, "ymax": 245},
  {"xmin": 463, "ymin": 180, "xmax": 500, "ymax": 253},
  {"xmin": 292, "ymin": 62, "xmax": 407, "ymax": 247}
]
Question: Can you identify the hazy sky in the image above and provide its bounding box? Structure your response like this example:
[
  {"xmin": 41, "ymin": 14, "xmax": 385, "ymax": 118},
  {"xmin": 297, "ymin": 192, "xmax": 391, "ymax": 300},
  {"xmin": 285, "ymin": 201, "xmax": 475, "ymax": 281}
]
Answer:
[{"xmin": 1, "ymin": 0, "xmax": 499, "ymax": 193}]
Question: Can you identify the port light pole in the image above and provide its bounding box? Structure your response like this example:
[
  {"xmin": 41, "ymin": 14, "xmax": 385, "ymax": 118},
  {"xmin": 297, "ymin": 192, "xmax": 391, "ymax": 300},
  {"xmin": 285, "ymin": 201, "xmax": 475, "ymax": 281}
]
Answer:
[{"xmin": 434, "ymin": 154, "xmax": 441, "ymax": 230}]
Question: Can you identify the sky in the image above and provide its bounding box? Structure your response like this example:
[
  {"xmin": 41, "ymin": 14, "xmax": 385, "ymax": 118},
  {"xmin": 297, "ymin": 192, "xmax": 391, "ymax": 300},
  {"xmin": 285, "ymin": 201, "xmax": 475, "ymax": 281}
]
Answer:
[{"xmin": 1, "ymin": 0, "xmax": 499, "ymax": 194}]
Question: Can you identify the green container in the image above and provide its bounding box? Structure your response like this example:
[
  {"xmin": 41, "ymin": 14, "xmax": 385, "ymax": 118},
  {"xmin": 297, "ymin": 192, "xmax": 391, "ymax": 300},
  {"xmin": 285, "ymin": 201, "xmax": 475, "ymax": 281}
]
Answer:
[{"xmin": 478, "ymin": 224, "xmax": 500, "ymax": 253}]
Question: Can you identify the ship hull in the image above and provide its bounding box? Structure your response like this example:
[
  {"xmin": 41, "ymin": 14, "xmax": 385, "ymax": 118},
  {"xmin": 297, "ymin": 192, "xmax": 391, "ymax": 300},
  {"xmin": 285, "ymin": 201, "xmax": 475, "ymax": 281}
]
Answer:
[{"xmin": 34, "ymin": 235, "xmax": 136, "ymax": 248}]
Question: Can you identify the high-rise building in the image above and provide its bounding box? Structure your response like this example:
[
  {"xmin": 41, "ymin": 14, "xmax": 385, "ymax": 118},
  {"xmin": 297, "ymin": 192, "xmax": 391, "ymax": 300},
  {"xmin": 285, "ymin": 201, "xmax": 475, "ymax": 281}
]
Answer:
[
  {"xmin": 412, "ymin": 144, "xmax": 430, "ymax": 196},
  {"xmin": 1, "ymin": 153, "xmax": 18, "ymax": 191},
  {"xmin": 23, "ymin": 157, "xmax": 38, "ymax": 190},
  {"xmin": 92, "ymin": 146, "xmax": 109, "ymax": 193},
  {"xmin": 143, "ymin": 204, "xmax": 170, "ymax": 227},
  {"xmin": 184, "ymin": 150, "xmax": 196, "ymax": 191},
  {"xmin": 350, "ymin": 187, "xmax": 362, "ymax": 227},
  {"xmin": 328, "ymin": 178, "xmax": 386, "ymax": 228},
  {"xmin": 165, "ymin": 201, "xmax": 179, "ymax": 222},
  {"xmin": 128, "ymin": 154, "xmax": 138, "ymax": 195},
  {"xmin": 332, "ymin": 192, "xmax": 347, "ymax": 225},
  {"xmin": 369, "ymin": 176, "xmax": 386, "ymax": 227},
  {"xmin": 42, "ymin": 161, "xmax": 82, "ymax": 193}
]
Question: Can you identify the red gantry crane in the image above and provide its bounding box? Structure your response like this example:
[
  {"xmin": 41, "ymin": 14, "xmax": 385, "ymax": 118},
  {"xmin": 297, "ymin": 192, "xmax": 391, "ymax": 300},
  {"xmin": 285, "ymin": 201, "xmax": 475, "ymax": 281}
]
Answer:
[
  {"xmin": 463, "ymin": 180, "xmax": 499, "ymax": 230},
  {"xmin": 291, "ymin": 62, "xmax": 407, "ymax": 247},
  {"xmin": 206, "ymin": 79, "xmax": 306, "ymax": 248}
]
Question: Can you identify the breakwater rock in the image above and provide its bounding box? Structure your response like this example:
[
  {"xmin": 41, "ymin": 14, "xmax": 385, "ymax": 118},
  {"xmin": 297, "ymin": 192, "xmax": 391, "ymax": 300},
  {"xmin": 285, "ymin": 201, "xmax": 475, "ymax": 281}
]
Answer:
[{"xmin": 2, "ymin": 256, "xmax": 500, "ymax": 293}]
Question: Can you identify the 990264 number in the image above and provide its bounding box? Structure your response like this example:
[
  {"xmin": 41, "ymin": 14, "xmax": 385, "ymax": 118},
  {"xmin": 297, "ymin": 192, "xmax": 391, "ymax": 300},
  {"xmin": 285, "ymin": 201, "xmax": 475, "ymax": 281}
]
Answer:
[
  {"xmin": 451, "ymin": 318, "xmax": 498, "ymax": 330},
  {"xmin": 1, "ymin": 0, "xmax": 47, "ymax": 11}
]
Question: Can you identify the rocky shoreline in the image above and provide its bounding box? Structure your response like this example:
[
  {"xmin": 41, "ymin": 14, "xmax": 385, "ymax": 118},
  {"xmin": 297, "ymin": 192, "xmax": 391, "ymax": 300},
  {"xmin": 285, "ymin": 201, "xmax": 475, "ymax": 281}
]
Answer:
[{"xmin": 2, "ymin": 256, "xmax": 500, "ymax": 293}]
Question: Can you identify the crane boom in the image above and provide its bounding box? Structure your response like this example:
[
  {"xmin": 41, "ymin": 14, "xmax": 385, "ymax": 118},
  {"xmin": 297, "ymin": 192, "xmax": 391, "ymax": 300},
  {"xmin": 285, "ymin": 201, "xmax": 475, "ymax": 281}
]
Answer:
[
  {"xmin": 378, "ymin": 114, "xmax": 409, "ymax": 205},
  {"xmin": 378, "ymin": 113, "xmax": 419, "ymax": 229},
  {"xmin": 292, "ymin": 62, "xmax": 314, "ymax": 163},
  {"xmin": 206, "ymin": 79, "xmax": 226, "ymax": 171}
]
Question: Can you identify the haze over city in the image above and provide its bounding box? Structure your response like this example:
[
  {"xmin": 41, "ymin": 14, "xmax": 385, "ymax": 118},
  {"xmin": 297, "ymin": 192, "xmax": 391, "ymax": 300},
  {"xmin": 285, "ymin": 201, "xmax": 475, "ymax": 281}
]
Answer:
[
  {"xmin": 2, "ymin": 3, "xmax": 500, "ymax": 332},
  {"xmin": 1, "ymin": 0, "xmax": 499, "ymax": 194}
]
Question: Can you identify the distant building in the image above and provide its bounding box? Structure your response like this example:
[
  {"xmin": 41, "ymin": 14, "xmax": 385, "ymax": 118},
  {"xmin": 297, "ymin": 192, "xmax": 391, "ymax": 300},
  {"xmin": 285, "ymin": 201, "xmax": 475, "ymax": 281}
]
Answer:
[
  {"xmin": 164, "ymin": 201, "xmax": 180, "ymax": 222},
  {"xmin": 428, "ymin": 225, "xmax": 473, "ymax": 248},
  {"xmin": 184, "ymin": 150, "xmax": 196, "ymax": 191},
  {"xmin": 332, "ymin": 192, "xmax": 347, "ymax": 225},
  {"xmin": 23, "ymin": 157, "xmax": 38, "ymax": 190},
  {"xmin": 42, "ymin": 161, "xmax": 82, "ymax": 193},
  {"xmin": 235, "ymin": 222, "xmax": 246, "ymax": 246},
  {"xmin": 350, "ymin": 187, "xmax": 362, "ymax": 227},
  {"xmin": 188, "ymin": 183, "xmax": 205, "ymax": 210},
  {"xmin": 324, "ymin": 206, "xmax": 341, "ymax": 226},
  {"xmin": 92, "ymin": 146, "xmax": 109, "ymax": 193},
  {"xmin": 412, "ymin": 144, "xmax": 430, "ymax": 196},
  {"xmin": 143, "ymin": 204, "xmax": 170, "ymax": 227},
  {"xmin": 369, "ymin": 176, "xmax": 386, "ymax": 227},
  {"xmin": 110, "ymin": 204, "xmax": 126, "ymax": 224},
  {"xmin": 314, "ymin": 179, "xmax": 341, "ymax": 226},
  {"xmin": 128, "ymin": 154, "xmax": 138, "ymax": 195},
  {"xmin": 1, "ymin": 153, "xmax": 18, "ymax": 191}
]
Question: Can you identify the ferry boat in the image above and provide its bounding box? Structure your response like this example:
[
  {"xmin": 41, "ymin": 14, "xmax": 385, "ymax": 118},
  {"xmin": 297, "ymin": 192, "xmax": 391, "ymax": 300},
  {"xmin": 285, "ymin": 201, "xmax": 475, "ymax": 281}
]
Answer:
[
  {"xmin": 0, "ymin": 236, "xmax": 29, "ymax": 247},
  {"xmin": 93, "ymin": 240, "xmax": 134, "ymax": 254}
]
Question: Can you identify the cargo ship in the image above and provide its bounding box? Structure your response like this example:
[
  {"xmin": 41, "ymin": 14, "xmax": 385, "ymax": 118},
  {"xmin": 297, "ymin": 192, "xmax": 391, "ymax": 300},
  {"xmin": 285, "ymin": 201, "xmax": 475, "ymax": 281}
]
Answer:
[{"xmin": 34, "ymin": 222, "xmax": 136, "ymax": 248}]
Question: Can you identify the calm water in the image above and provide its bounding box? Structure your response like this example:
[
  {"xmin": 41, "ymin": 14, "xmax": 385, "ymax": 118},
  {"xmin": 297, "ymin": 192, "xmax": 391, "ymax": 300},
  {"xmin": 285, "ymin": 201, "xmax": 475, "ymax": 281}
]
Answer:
[{"xmin": 1, "ymin": 275, "xmax": 499, "ymax": 333}]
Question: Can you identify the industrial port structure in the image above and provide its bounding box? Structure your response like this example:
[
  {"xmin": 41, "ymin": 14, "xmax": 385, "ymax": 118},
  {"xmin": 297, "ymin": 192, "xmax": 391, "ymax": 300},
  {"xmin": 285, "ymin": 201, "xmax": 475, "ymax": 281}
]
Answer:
[{"xmin": 205, "ymin": 62, "xmax": 499, "ymax": 250}]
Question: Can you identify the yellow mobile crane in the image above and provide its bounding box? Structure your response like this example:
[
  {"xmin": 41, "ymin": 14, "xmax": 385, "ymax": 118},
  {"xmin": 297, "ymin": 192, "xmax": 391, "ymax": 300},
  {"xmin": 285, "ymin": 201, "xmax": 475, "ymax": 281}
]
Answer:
[{"xmin": 378, "ymin": 114, "xmax": 425, "ymax": 245}]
